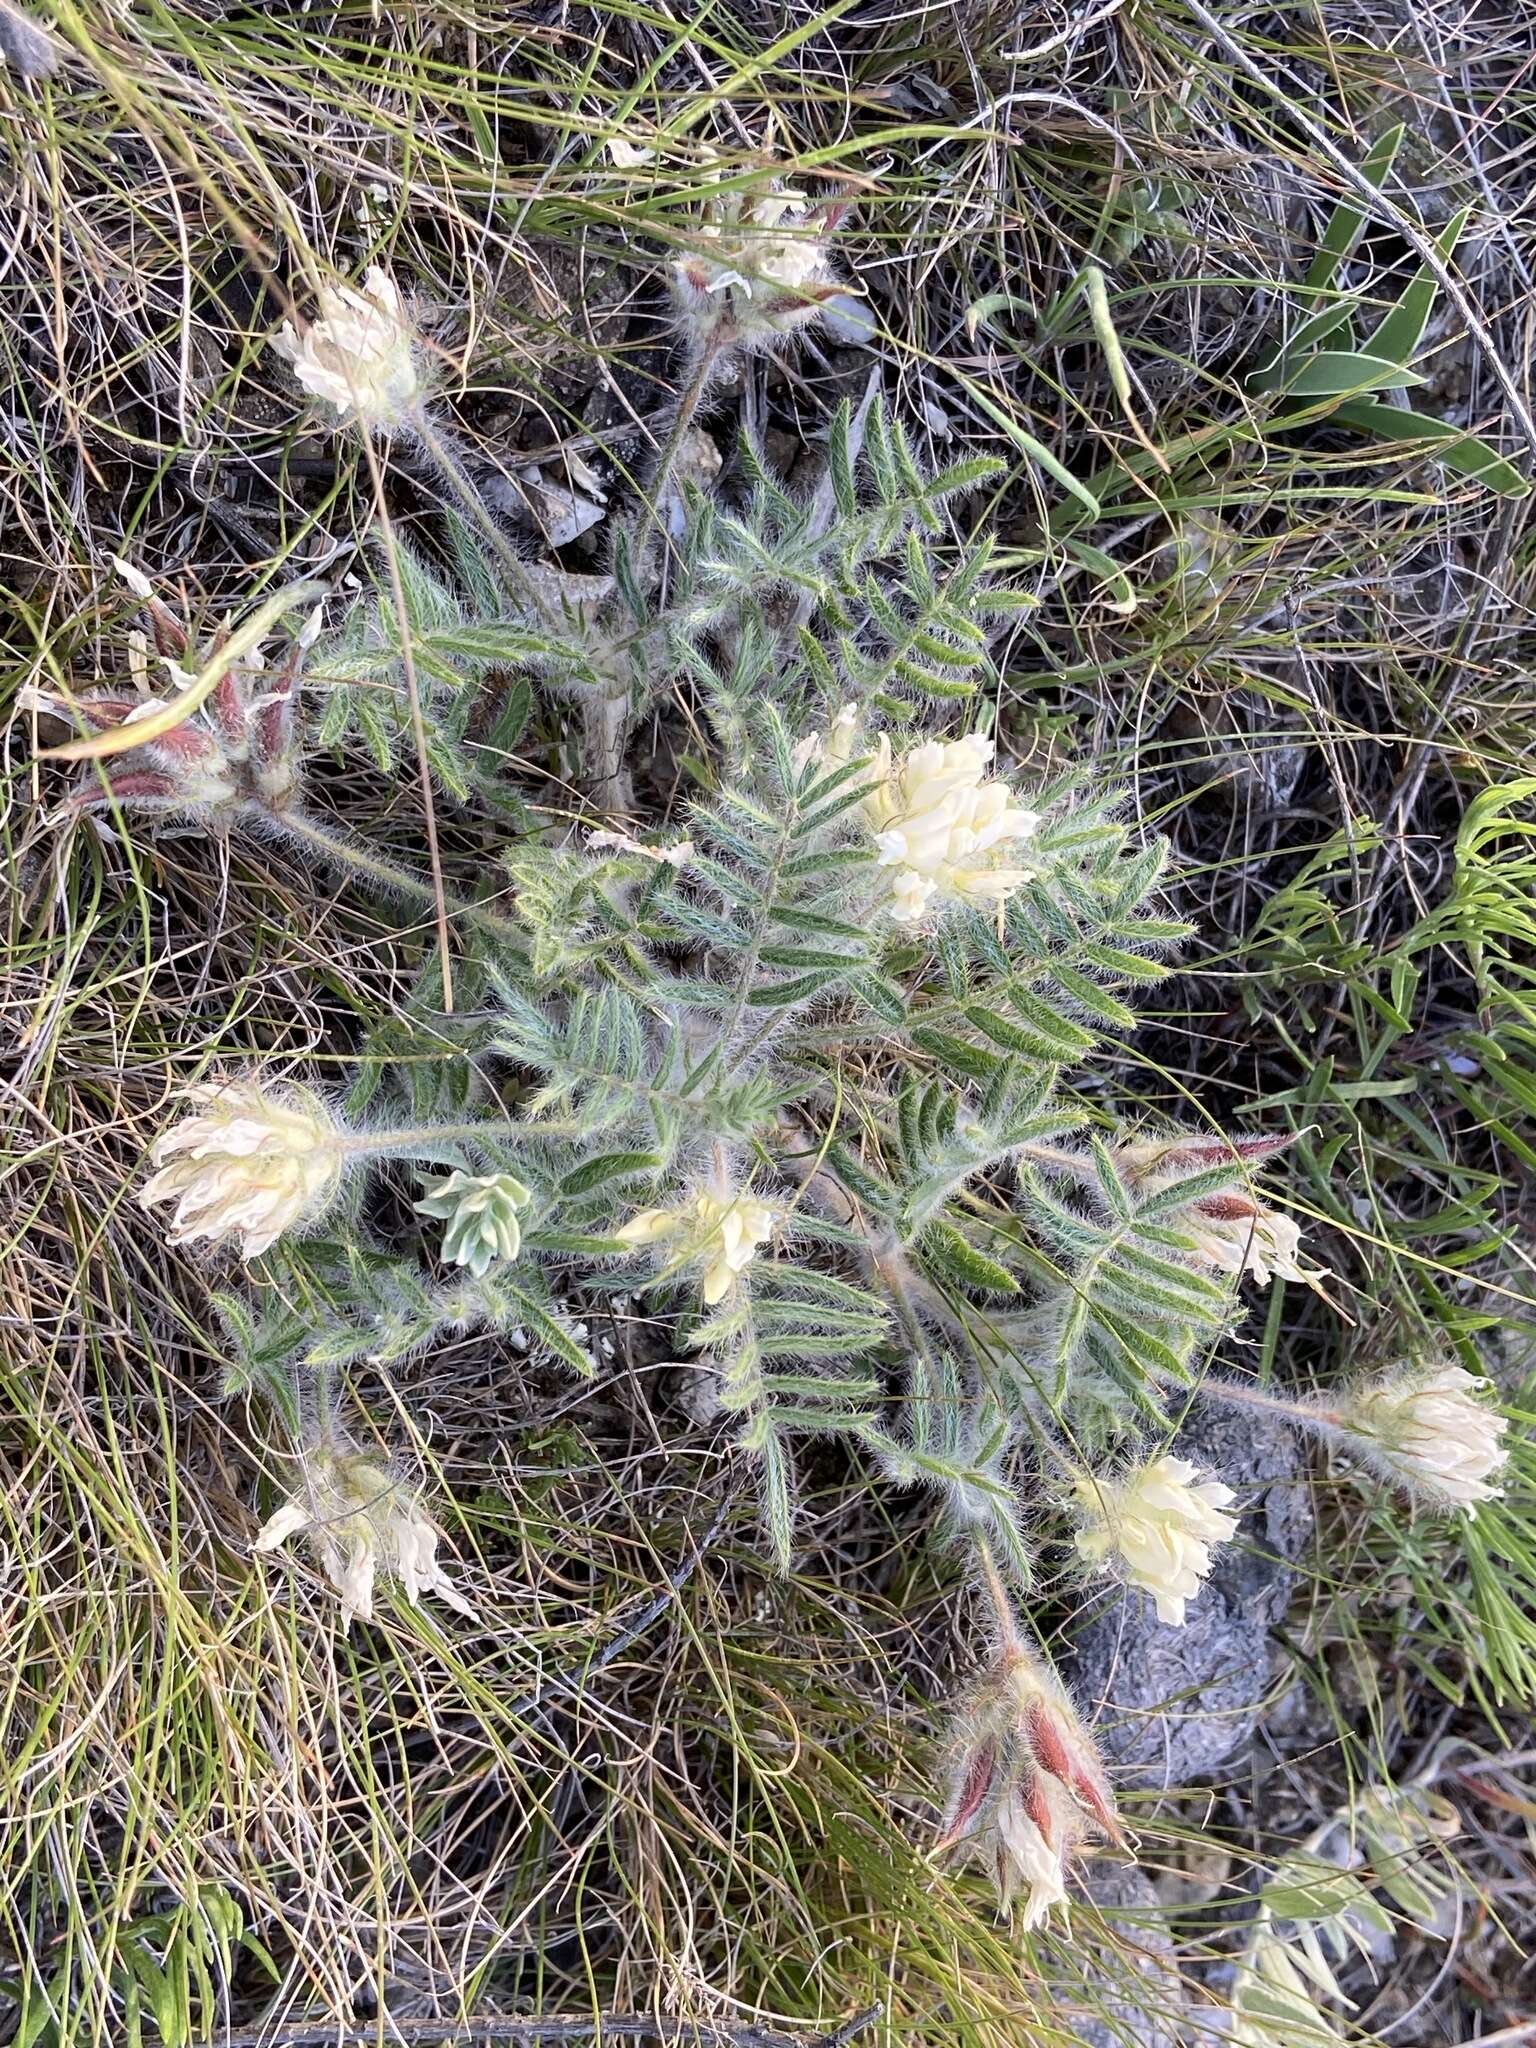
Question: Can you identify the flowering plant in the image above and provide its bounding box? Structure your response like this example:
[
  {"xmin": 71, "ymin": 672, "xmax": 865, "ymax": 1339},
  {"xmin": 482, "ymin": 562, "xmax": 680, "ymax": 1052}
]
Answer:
[{"xmin": 26, "ymin": 197, "xmax": 1513, "ymax": 1938}]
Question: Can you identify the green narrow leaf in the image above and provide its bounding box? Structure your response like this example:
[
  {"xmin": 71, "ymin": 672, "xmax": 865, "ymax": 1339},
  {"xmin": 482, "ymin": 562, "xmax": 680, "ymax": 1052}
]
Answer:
[
  {"xmin": 910, "ymin": 1026, "xmax": 1001, "ymax": 1080},
  {"xmin": 1282, "ymin": 351, "xmax": 1426, "ymax": 396},
  {"xmin": 1303, "ymin": 124, "xmax": 1404, "ymax": 295},
  {"xmin": 501, "ymin": 1283, "xmax": 595, "ymax": 1376},
  {"xmin": 920, "ymin": 1221, "xmax": 1021, "ymax": 1295},
  {"xmin": 1366, "ymin": 205, "xmax": 1470, "ymax": 365},
  {"xmin": 561, "ymin": 1151, "xmax": 662, "ymax": 1195},
  {"xmin": 1331, "ymin": 399, "xmax": 1529, "ymax": 496},
  {"xmin": 955, "ymin": 375, "xmax": 1101, "ymax": 517},
  {"xmin": 1060, "ymin": 536, "xmax": 1137, "ymax": 613},
  {"xmin": 1247, "ymin": 300, "xmax": 1358, "ymax": 392}
]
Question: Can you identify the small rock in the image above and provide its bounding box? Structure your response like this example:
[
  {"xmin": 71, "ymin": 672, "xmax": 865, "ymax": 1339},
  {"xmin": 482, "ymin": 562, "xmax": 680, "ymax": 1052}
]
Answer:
[
  {"xmin": 1068, "ymin": 1404, "xmax": 1312, "ymax": 1790},
  {"xmin": 820, "ymin": 293, "xmax": 878, "ymax": 346},
  {"xmin": 1064, "ymin": 1864, "xmax": 1184, "ymax": 2048}
]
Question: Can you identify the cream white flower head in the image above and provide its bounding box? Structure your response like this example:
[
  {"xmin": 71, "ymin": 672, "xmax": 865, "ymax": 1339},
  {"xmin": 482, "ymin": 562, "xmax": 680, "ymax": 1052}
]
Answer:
[
  {"xmin": 253, "ymin": 1441, "xmax": 475, "ymax": 1630},
  {"xmin": 1339, "ymin": 1364, "xmax": 1509, "ymax": 1513},
  {"xmin": 1073, "ymin": 1454, "xmax": 1239, "ymax": 1626},
  {"xmin": 414, "ymin": 1168, "xmax": 532, "ymax": 1278},
  {"xmin": 139, "ymin": 1079, "xmax": 344, "ymax": 1258},
  {"xmin": 274, "ymin": 265, "xmax": 423, "ymax": 431},
  {"xmin": 671, "ymin": 161, "xmax": 845, "ymax": 349},
  {"xmin": 616, "ymin": 1187, "xmax": 776, "ymax": 1305},
  {"xmin": 861, "ymin": 729, "xmax": 1038, "ymax": 925}
]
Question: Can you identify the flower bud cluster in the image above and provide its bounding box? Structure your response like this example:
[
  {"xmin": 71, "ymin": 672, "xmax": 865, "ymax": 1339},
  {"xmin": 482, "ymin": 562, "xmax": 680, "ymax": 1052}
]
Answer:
[
  {"xmin": 415, "ymin": 1169, "xmax": 532, "ymax": 1277},
  {"xmin": 27, "ymin": 578, "xmax": 318, "ymax": 826},
  {"xmin": 939, "ymin": 1643, "xmax": 1124, "ymax": 1926}
]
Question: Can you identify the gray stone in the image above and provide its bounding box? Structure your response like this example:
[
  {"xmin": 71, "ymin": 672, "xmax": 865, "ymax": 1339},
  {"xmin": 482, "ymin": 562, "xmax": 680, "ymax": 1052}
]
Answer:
[
  {"xmin": 1067, "ymin": 1403, "xmax": 1313, "ymax": 1790},
  {"xmin": 1064, "ymin": 1865, "xmax": 1184, "ymax": 2048}
]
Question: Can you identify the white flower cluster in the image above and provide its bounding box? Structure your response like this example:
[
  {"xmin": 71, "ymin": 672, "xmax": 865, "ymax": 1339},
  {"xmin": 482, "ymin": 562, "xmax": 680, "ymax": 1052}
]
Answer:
[
  {"xmin": 274, "ymin": 265, "xmax": 422, "ymax": 431},
  {"xmin": 1340, "ymin": 1364, "xmax": 1509, "ymax": 1512},
  {"xmin": 254, "ymin": 1443, "xmax": 475, "ymax": 1630},
  {"xmin": 797, "ymin": 710, "xmax": 1039, "ymax": 925},
  {"xmin": 670, "ymin": 164, "xmax": 843, "ymax": 349},
  {"xmin": 864, "ymin": 731, "xmax": 1039, "ymax": 923},
  {"xmin": 1178, "ymin": 1201, "xmax": 1317, "ymax": 1288},
  {"xmin": 139, "ymin": 1080, "xmax": 343, "ymax": 1258},
  {"xmin": 1116, "ymin": 1135, "xmax": 1326, "ymax": 1291},
  {"xmin": 1073, "ymin": 1454, "xmax": 1239, "ymax": 1626}
]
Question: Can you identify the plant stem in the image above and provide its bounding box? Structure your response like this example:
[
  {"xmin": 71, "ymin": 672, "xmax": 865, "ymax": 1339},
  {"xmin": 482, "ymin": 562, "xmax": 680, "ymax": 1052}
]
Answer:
[
  {"xmin": 339, "ymin": 1117, "xmax": 526, "ymax": 1159},
  {"xmin": 272, "ymin": 810, "xmax": 525, "ymax": 950},
  {"xmin": 974, "ymin": 1534, "xmax": 1022, "ymax": 1651},
  {"xmin": 267, "ymin": 807, "xmax": 437, "ymax": 905},
  {"xmin": 636, "ymin": 336, "xmax": 724, "ymax": 569},
  {"xmin": 410, "ymin": 408, "xmax": 565, "ymax": 633},
  {"xmin": 1195, "ymin": 1377, "xmax": 1341, "ymax": 1428},
  {"xmin": 361, "ymin": 426, "xmax": 456, "ymax": 1009}
]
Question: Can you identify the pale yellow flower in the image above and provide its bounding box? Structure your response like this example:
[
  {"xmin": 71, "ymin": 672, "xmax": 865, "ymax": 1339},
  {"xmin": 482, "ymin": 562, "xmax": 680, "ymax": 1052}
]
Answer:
[
  {"xmin": 274, "ymin": 265, "xmax": 422, "ymax": 431},
  {"xmin": 791, "ymin": 702, "xmax": 861, "ymax": 777},
  {"xmin": 1073, "ymin": 1454, "xmax": 1239, "ymax": 1625},
  {"xmin": 862, "ymin": 730, "xmax": 1038, "ymax": 923},
  {"xmin": 254, "ymin": 1443, "xmax": 475, "ymax": 1629},
  {"xmin": 1341, "ymin": 1364, "xmax": 1509, "ymax": 1512},
  {"xmin": 139, "ymin": 1079, "xmax": 343, "ymax": 1258},
  {"xmin": 683, "ymin": 190, "xmax": 829, "ymax": 294},
  {"xmin": 1111, "ymin": 1129, "xmax": 1327, "ymax": 1292},
  {"xmin": 1178, "ymin": 1199, "xmax": 1321, "ymax": 1287},
  {"xmin": 939, "ymin": 1642, "xmax": 1123, "ymax": 1926},
  {"xmin": 616, "ymin": 1188, "xmax": 775, "ymax": 1305}
]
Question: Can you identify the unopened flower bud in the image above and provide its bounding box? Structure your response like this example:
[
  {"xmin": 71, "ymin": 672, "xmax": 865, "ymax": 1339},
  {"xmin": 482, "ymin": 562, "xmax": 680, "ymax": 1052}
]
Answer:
[
  {"xmin": 616, "ymin": 1187, "xmax": 776, "ymax": 1306},
  {"xmin": 28, "ymin": 591, "xmax": 316, "ymax": 826},
  {"xmin": 140, "ymin": 1079, "xmax": 344, "ymax": 1258},
  {"xmin": 938, "ymin": 1643, "xmax": 1123, "ymax": 1925},
  {"xmin": 1073, "ymin": 1454, "xmax": 1238, "ymax": 1625},
  {"xmin": 274, "ymin": 265, "xmax": 423, "ymax": 432},
  {"xmin": 415, "ymin": 1168, "xmax": 532, "ymax": 1277},
  {"xmin": 1337, "ymin": 1364, "xmax": 1508, "ymax": 1513},
  {"xmin": 254, "ymin": 1439, "xmax": 475, "ymax": 1629}
]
